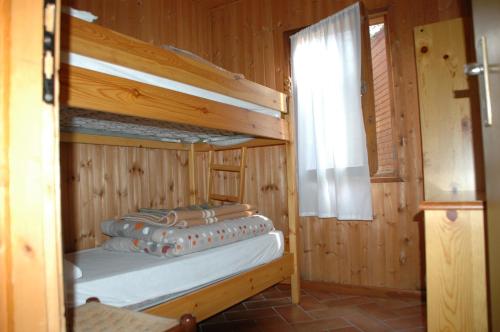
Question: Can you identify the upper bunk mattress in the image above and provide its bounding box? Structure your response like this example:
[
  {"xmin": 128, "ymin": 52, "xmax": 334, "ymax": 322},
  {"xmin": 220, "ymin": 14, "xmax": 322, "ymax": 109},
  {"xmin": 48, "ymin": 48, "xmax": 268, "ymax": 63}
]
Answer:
[{"xmin": 64, "ymin": 230, "xmax": 284, "ymax": 310}]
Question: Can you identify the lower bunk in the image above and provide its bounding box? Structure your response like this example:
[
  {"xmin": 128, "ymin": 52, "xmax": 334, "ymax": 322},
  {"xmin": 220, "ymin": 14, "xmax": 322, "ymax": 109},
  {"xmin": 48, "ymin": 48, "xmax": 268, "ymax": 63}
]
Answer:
[{"xmin": 64, "ymin": 229, "xmax": 294, "ymax": 325}]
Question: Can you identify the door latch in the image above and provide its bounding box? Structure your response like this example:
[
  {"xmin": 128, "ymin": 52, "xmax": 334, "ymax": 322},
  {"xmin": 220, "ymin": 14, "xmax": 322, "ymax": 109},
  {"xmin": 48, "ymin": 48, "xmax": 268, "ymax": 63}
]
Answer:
[{"xmin": 43, "ymin": 0, "xmax": 56, "ymax": 104}]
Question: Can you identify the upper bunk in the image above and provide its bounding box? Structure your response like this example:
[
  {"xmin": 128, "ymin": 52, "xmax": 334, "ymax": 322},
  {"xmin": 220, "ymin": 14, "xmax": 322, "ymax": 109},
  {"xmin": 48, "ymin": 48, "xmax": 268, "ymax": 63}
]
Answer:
[{"xmin": 59, "ymin": 13, "xmax": 290, "ymax": 144}]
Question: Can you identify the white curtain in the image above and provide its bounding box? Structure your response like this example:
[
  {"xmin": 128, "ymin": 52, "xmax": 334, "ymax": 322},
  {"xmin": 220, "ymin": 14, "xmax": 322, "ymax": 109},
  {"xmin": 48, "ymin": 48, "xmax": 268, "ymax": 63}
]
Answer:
[{"xmin": 291, "ymin": 2, "xmax": 373, "ymax": 220}]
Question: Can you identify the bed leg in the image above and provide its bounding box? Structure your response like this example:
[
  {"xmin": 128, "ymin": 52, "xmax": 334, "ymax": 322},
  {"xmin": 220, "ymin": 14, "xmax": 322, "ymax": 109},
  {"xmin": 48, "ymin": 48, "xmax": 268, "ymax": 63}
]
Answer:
[{"xmin": 179, "ymin": 314, "xmax": 196, "ymax": 332}]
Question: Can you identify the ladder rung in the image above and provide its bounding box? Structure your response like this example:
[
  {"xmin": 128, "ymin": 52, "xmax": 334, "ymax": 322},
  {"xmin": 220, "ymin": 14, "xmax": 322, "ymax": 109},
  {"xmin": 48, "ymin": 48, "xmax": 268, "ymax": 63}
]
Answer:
[
  {"xmin": 210, "ymin": 164, "xmax": 241, "ymax": 172},
  {"xmin": 209, "ymin": 193, "xmax": 240, "ymax": 202}
]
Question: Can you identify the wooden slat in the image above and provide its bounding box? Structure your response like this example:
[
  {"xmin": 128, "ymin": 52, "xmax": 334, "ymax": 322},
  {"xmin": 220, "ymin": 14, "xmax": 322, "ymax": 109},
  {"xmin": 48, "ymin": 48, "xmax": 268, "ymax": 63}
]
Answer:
[
  {"xmin": 60, "ymin": 65, "xmax": 289, "ymax": 141},
  {"xmin": 60, "ymin": 132, "xmax": 191, "ymax": 150},
  {"xmin": 210, "ymin": 164, "xmax": 241, "ymax": 172},
  {"xmin": 61, "ymin": 14, "xmax": 287, "ymax": 113},
  {"xmin": 144, "ymin": 253, "xmax": 294, "ymax": 321},
  {"xmin": 206, "ymin": 150, "xmax": 214, "ymax": 203},
  {"xmin": 209, "ymin": 193, "xmax": 240, "ymax": 202},
  {"xmin": 188, "ymin": 144, "xmax": 197, "ymax": 205},
  {"xmin": 238, "ymin": 147, "xmax": 247, "ymax": 203}
]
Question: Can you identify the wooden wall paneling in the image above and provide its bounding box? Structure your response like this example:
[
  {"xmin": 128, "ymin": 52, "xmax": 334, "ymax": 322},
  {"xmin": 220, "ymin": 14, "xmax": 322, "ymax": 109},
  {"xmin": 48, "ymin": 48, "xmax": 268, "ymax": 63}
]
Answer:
[
  {"xmin": 65, "ymin": 0, "xmax": 211, "ymax": 57},
  {"xmin": 60, "ymin": 144, "xmax": 191, "ymax": 250}
]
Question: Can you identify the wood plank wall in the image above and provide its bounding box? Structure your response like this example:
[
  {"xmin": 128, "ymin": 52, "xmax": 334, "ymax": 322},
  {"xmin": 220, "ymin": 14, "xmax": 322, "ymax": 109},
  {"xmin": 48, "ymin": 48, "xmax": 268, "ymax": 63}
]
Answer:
[{"xmin": 61, "ymin": 0, "xmax": 467, "ymax": 291}]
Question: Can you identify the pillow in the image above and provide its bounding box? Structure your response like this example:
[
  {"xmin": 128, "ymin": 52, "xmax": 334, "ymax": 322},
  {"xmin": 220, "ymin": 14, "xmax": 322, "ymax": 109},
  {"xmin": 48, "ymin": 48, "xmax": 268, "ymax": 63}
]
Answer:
[{"xmin": 63, "ymin": 259, "xmax": 82, "ymax": 280}]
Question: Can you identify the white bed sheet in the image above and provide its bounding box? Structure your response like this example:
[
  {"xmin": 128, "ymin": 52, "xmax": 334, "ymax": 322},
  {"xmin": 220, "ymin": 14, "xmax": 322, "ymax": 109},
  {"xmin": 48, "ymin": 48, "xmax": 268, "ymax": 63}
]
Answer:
[
  {"xmin": 64, "ymin": 231, "xmax": 284, "ymax": 309},
  {"xmin": 62, "ymin": 52, "xmax": 282, "ymax": 119}
]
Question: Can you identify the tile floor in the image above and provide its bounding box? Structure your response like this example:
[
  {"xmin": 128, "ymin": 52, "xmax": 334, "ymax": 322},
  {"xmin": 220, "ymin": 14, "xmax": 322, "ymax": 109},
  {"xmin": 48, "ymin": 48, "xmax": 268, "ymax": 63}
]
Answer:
[{"xmin": 198, "ymin": 284, "xmax": 426, "ymax": 332}]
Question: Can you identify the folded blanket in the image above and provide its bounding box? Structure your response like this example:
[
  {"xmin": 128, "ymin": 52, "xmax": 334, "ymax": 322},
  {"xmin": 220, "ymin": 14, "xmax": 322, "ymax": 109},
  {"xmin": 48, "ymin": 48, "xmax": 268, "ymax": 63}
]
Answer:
[
  {"xmin": 179, "ymin": 210, "xmax": 257, "ymax": 227},
  {"xmin": 102, "ymin": 237, "xmax": 173, "ymax": 257},
  {"xmin": 165, "ymin": 203, "xmax": 256, "ymax": 224},
  {"xmin": 102, "ymin": 215, "xmax": 274, "ymax": 257}
]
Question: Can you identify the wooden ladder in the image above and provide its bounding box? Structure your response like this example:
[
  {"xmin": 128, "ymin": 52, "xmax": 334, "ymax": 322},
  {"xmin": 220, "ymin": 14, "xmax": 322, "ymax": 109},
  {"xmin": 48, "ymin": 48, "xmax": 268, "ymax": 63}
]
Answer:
[{"xmin": 207, "ymin": 147, "xmax": 247, "ymax": 203}]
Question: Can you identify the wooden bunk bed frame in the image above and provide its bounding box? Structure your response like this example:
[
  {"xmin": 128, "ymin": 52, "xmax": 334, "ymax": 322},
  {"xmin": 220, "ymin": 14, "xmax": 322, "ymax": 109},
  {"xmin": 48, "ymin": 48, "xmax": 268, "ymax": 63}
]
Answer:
[{"xmin": 60, "ymin": 14, "xmax": 301, "ymax": 322}]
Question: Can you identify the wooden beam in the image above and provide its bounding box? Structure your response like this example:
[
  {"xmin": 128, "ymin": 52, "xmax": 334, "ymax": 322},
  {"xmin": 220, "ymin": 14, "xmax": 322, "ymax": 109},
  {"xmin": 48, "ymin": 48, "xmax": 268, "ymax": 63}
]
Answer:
[
  {"xmin": 285, "ymin": 94, "xmax": 301, "ymax": 304},
  {"xmin": 60, "ymin": 132, "xmax": 191, "ymax": 150},
  {"xmin": 60, "ymin": 65, "xmax": 289, "ymax": 141},
  {"xmin": 144, "ymin": 253, "xmax": 293, "ymax": 321},
  {"xmin": 61, "ymin": 14, "xmax": 287, "ymax": 113}
]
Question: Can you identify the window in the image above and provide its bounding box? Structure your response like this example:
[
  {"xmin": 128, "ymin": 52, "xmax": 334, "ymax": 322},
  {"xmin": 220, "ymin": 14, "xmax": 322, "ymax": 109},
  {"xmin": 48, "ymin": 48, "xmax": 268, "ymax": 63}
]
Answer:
[{"xmin": 369, "ymin": 15, "xmax": 397, "ymax": 176}]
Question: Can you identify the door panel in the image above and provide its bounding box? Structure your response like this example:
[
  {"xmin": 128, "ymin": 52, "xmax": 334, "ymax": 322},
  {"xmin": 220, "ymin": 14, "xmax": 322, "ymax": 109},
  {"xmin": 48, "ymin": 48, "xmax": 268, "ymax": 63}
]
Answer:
[{"xmin": 470, "ymin": 0, "xmax": 500, "ymax": 330}]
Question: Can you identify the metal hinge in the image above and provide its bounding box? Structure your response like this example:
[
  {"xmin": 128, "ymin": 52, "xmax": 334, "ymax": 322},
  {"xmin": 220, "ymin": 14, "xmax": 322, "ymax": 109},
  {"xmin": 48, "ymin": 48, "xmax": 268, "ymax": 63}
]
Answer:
[{"xmin": 43, "ymin": 0, "xmax": 56, "ymax": 104}]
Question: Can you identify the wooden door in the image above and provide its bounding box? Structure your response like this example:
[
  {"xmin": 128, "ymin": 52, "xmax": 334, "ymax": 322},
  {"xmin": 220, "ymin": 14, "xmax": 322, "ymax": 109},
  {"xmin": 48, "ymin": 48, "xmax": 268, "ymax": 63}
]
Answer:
[
  {"xmin": 469, "ymin": 0, "xmax": 500, "ymax": 330},
  {"xmin": 0, "ymin": 0, "xmax": 65, "ymax": 331}
]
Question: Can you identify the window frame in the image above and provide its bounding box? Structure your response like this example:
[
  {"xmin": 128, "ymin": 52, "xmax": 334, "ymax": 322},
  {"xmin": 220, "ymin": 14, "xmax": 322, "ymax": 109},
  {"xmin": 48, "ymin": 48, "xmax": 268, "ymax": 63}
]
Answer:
[{"xmin": 367, "ymin": 11, "xmax": 401, "ymax": 182}]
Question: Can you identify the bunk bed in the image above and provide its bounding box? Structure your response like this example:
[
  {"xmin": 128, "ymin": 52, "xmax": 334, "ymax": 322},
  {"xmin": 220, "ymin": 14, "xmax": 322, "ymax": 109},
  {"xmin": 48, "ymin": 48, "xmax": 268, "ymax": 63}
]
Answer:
[{"xmin": 59, "ymin": 13, "xmax": 301, "ymax": 323}]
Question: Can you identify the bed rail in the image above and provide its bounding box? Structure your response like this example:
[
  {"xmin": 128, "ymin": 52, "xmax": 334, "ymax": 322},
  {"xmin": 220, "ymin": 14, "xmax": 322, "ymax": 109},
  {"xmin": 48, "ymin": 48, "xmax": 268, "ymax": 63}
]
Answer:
[
  {"xmin": 60, "ymin": 65, "xmax": 289, "ymax": 140},
  {"xmin": 61, "ymin": 14, "xmax": 287, "ymax": 113}
]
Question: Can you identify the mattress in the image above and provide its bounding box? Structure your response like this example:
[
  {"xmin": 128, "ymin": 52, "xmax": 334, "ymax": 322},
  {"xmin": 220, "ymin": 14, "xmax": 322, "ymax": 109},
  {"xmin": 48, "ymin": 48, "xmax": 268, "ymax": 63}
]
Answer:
[
  {"xmin": 62, "ymin": 52, "xmax": 281, "ymax": 119},
  {"xmin": 64, "ymin": 230, "xmax": 284, "ymax": 309}
]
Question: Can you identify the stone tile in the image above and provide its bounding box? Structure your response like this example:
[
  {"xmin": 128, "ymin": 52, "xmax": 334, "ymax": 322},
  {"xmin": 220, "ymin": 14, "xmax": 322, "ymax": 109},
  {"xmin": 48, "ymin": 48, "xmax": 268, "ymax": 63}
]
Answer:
[
  {"xmin": 307, "ymin": 290, "xmax": 341, "ymax": 302},
  {"xmin": 244, "ymin": 297, "xmax": 291, "ymax": 309},
  {"xmin": 255, "ymin": 316, "xmax": 292, "ymax": 332},
  {"xmin": 275, "ymin": 283, "xmax": 291, "ymax": 291},
  {"xmin": 329, "ymin": 327, "xmax": 363, "ymax": 332},
  {"xmin": 308, "ymin": 306, "xmax": 362, "ymax": 320},
  {"xmin": 299, "ymin": 295, "xmax": 329, "ymax": 311},
  {"xmin": 356, "ymin": 303, "xmax": 399, "ymax": 320},
  {"xmin": 344, "ymin": 313, "xmax": 392, "ymax": 332},
  {"xmin": 262, "ymin": 289, "xmax": 290, "ymax": 299},
  {"xmin": 274, "ymin": 304, "xmax": 312, "ymax": 323},
  {"xmin": 373, "ymin": 298, "xmax": 418, "ymax": 310},
  {"xmin": 391, "ymin": 305, "xmax": 425, "ymax": 318},
  {"xmin": 200, "ymin": 319, "xmax": 258, "ymax": 332},
  {"xmin": 323, "ymin": 296, "xmax": 375, "ymax": 308},
  {"xmin": 292, "ymin": 317, "xmax": 351, "ymax": 332},
  {"xmin": 202, "ymin": 312, "xmax": 226, "ymax": 324},
  {"xmin": 198, "ymin": 287, "xmax": 426, "ymax": 332},
  {"xmin": 247, "ymin": 293, "xmax": 266, "ymax": 301},
  {"xmin": 225, "ymin": 307, "xmax": 278, "ymax": 321},
  {"xmin": 225, "ymin": 303, "xmax": 247, "ymax": 312},
  {"xmin": 383, "ymin": 315, "xmax": 426, "ymax": 330}
]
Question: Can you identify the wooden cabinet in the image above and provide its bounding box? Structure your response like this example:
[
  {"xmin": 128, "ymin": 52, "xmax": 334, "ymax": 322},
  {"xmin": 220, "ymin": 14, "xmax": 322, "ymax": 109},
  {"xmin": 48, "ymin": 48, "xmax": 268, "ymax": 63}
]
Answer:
[
  {"xmin": 421, "ymin": 199, "xmax": 488, "ymax": 331},
  {"xmin": 415, "ymin": 18, "xmax": 489, "ymax": 331}
]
